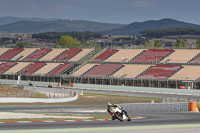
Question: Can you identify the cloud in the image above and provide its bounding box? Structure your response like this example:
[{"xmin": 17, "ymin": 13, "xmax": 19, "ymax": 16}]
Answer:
[{"xmin": 132, "ymin": 0, "xmax": 154, "ymax": 7}]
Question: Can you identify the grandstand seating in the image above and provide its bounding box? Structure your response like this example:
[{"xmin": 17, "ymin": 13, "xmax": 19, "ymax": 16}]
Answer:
[
  {"xmin": 0, "ymin": 48, "xmax": 10, "ymax": 57},
  {"xmin": 112, "ymin": 64, "xmax": 150, "ymax": 78},
  {"xmin": 11, "ymin": 48, "xmax": 38, "ymax": 61},
  {"xmin": 47, "ymin": 63, "xmax": 72, "ymax": 76},
  {"xmin": 33, "ymin": 63, "xmax": 61, "ymax": 75},
  {"xmin": 17, "ymin": 62, "xmax": 46, "ymax": 76},
  {"xmin": 138, "ymin": 65, "xmax": 182, "ymax": 79},
  {"xmin": 71, "ymin": 63, "xmax": 97, "ymax": 77},
  {"xmin": 24, "ymin": 48, "xmax": 52, "ymax": 61},
  {"xmin": 69, "ymin": 49, "xmax": 94, "ymax": 62},
  {"xmin": 161, "ymin": 50, "xmax": 200, "ymax": 64},
  {"xmin": 39, "ymin": 49, "xmax": 66, "ymax": 61},
  {"xmin": 82, "ymin": 64, "xmax": 123, "ymax": 78},
  {"xmin": 4, "ymin": 62, "xmax": 30, "ymax": 75},
  {"xmin": 93, "ymin": 49, "xmax": 117, "ymax": 62},
  {"xmin": 169, "ymin": 66, "xmax": 200, "ymax": 80},
  {"xmin": 105, "ymin": 49, "xmax": 144, "ymax": 62},
  {"xmin": 132, "ymin": 49, "xmax": 173, "ymax": 64},
  {"xmin": 0, "ymin": 48, "xmax": 23, "ymax": 60},
  {"xmin": 53, "ymin": 49, "xmax": 82, "ymax": 62},
  {"xmin": 0, "ymin": 62, "xmax": 17, "ymax": 74}
]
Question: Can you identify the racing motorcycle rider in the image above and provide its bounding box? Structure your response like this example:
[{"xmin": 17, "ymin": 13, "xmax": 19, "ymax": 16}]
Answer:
[{"xmin": 107, "ymin": 102, "xmax": 131, "ymax": 121}]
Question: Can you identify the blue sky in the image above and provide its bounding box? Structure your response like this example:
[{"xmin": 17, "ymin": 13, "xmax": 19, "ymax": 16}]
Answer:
[{"xmin": 0, "ymin": 0, "xmax": 199, "ymax": 24}]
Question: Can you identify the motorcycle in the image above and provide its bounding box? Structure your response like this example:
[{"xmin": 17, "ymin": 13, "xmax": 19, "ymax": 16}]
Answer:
[{"xmin": 108, "ymin": 105, "xmax": 131, "ymax": 122}]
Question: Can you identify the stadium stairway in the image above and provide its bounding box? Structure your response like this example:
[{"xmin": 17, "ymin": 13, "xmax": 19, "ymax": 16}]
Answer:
[
  {"xmin": 51, "ymin": 49, "xmax": 68, "ymax": 62},
  {"xmin": 47, "ymin": 63, "xmax": 73, "ymax": 76},
  {"xmin": 135, "ymin": 65, "xmax": 153, "ymax": 79},
  {"xmin": 167, "ymin": 65, "xmax": 183, "ymax": 79},
  {"xmin": 188, "ymin": 53, "xmax": 200, "ymax": 64},
  {"xmin": 129, "ymin": 49, "xmax": 145, "ymax": 63},
  {"xmin": 158, "ymin": 49, "xmax": 174, "ymax": 64}
]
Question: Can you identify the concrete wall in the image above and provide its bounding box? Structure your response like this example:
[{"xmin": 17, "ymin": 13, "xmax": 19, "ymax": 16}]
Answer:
[
  {"xmin": 0, "ymin": 79, "xmax": 58, "ymax": 87},
  {"xmin": 0, "ymin": 95, "xmax": 78, "ymax": 103},
  {"xmin": 74, "ymin": 83, "xmax": 200, "ymax": 96},
  {"xmin": 120, "ymin": 102, "xmax": 189, "ymax": 113}
]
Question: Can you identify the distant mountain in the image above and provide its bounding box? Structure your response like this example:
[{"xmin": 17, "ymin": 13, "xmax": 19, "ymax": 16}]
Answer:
[
  {"xmin": 0, "ymin": 19, "xmax": 125, "ymax": 33},
  {"xmin": 101, "ymin": 18, "xmax": 200, "ymax": 35},
  {"xmin": 0, "ymin": 16, "xmax": 60, "ymax": 25}
]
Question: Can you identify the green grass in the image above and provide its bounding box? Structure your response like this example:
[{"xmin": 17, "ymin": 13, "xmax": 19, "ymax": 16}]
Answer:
[{"xmin": 0, "ymin": 93, "xmax": 162, "ymax": 106}]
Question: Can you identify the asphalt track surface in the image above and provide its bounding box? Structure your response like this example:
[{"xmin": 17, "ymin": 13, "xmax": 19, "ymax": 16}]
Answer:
[
  {"xmin": 1, "ymin": 89, "xmax": 200, "ymax": 132},
  {"xmin": 0, "ymin": 106, "xmax": 200, "ymax": 131}
]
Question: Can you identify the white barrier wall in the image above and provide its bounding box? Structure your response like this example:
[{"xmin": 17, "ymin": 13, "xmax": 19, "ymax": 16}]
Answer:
[
  {"xmin": 0, "ymin": 95, "xmax": 78, "ymax": 103},
  {"xmin": 120, "ymin": 102, "xmax": 189, "ymax": 113}
]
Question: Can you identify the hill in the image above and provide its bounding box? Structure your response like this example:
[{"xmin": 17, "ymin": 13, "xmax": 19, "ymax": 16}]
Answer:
[
  {"xmin": 140, "ymin": 28, "xmax": 200, "ymax": 38},
  {"xmin": 0, "ymin": 16, "xmax": 60, "ymax": 26},
  {"xmin": 0, "ymin": 19, "xmax": 125, "ymax": 33},
  {"xmin": 101, "ymin": 18, "xmax": 200, "ymax": 35}
]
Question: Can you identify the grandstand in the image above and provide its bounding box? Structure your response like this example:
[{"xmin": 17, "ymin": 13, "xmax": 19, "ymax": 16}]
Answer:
[
  {"xmin": 4, "ymin": 62, "xmax": 30, "ymax": 75},
  {"xmin": 112, "ymin": 64, "xmax": 150, "ymax": 78},
  {"xmin": 52, "ymin": 48, "xmax": 82, "ymax": 62},
  {"xmin": 1, "ymin": 48, "xmax": 200, "ymax": 89},
  {"xmin": 105, "ymin": 49, "xmax": 143, "ymax": 63},
  {"xmin": 92, "ymin": 49, "xmax": 117, "ymax": 62},
  {"xmin": 11, "ymin": 48, "xmax": 38, "ymax": 61},
  {"xmin": 82, "ymin": 64, "xmax": 123, "ymax": 78},
  {"xmin": 47, "ymin": 63, "xmax": 72, "ymax": 76},
  {"xmin": 169, "ymin": 65, "xmax": 200, "ymax": 80},
  {"xmin": 33, "ymin": 63, "xmax": 61, "ymax": 75},
  {"xmin": 24, "ymin": 48, "xmax": 52, "ymax": 61},
  {"xmin": 161, "ymin": 49, "xmax": 200, "ymax": 64},
  {"xmin": 132, "ymin": 49, "xmax": 173, "ymax": 64},
  {"xmin": 0, "ymin": 48, "xmax": 23, "ymax": 61},
  {"xmin": 138, "ymin": 65, "xmax": 182, "ymax": 79},
  {"xmin": 39, "ymin": 49, "xmax": 66, "ymax": 61}
]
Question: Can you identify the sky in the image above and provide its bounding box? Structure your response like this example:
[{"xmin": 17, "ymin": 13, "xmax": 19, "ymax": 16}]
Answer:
[{"xmin": 0, "ymin": 0, "xmax": 199, "ymax": 24}]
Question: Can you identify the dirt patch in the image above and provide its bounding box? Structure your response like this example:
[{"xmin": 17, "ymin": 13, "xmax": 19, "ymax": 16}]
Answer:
[
  {"xmin": 0, "ymin": 84, "xmax": 46, "ymax": 98},
  {"xmin": 0, "ymin": 112, "xmax": 91, "ymax": 119}
]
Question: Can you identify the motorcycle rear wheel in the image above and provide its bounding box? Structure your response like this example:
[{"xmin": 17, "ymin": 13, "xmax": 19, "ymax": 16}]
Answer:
[{"xmin": 115, "ymin": 112, "xmax": 123, "ymax": 121}]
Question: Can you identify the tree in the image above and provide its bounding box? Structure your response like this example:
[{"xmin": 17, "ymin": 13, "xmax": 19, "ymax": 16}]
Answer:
[
  {"xmin": 173, "ymin": 39, "xmax": 186, "ymax": 49},
  {"xmin": 196, "ymin": 40, "xmax": 200, "ymax": 49},
  {"xmin": 154, "ymin": 40, "xmax": 162, "ymax": 48},
  {"xmin": 56, "ymin": 36, "xmax": 81, "ymax": 48},
  {"xmin": 16, "ymin": 43, "xmax": 25, "ymax": 48}
]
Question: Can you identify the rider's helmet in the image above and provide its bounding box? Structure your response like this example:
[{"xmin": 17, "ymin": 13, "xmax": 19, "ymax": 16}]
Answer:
[{"xmin": 107, "ymin": 102, "xmax": 112, "ymax": 107}]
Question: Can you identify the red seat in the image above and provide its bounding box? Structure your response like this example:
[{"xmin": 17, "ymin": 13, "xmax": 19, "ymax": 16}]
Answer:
[
  {"xmin": 138, "ymin": 65, "xmax": 182, "ymax": 79},
  {"xmin": 132, "ymin": 49, "xmax": 173, "ymax": 63},
  {"xmin": 53, "ymin": 49, "xmax": 81, "ymax": 62},
  {"xmin": 24, "ymin": 48, "xmax": 52, "ymax": 61},
  {"xmin": 0, "ymin": 48, "xmax": 23, "ymax": 60},
  {"xmin": 47, "ymin": 63, "xmax": 72, "ymax": 76},
  {"xmin": 93, "ymin": 49, "xmax": 117, "ymax": 62},
  {"xmin": 18, "ymin": 62, "xmax": 46, "ymax": 76},
  {"xmin": 83, "ymin": 64, "xmax": 123, "ymax": 78},
  {"xmin": 0, "ymin": 62, "xmax": 17, "ymax": 74}
]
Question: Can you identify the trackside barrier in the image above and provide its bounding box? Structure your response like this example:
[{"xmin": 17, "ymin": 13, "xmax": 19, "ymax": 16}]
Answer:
[
  {"xmin": 189, "ymin": 102, "xmax": 199, "ymax": 112},
  {"xmin": 69, "ymin": 83, "xmax": 74, "ymax": 87},
  {"xmin": 120, "ymin": 102, "xmax": 189, "ymax": 113},
  {"xmin": 0, "ymin": 95, "xmax": 78, "ymax": 103}
]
